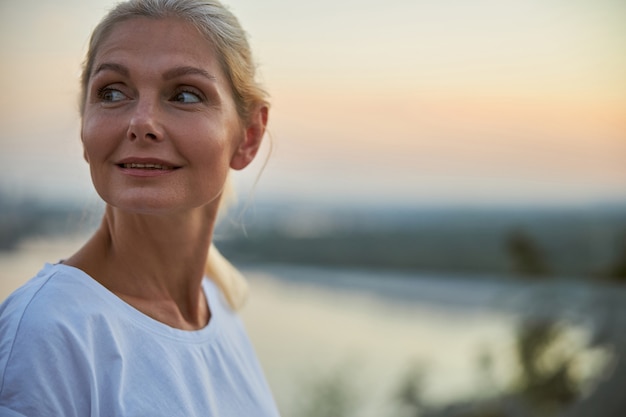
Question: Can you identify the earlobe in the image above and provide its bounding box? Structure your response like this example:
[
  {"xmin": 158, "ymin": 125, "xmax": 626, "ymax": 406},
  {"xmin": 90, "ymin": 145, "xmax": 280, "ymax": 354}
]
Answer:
[{"xmin": 230, "ymin": 105, "xmax": 268, "ymax": 171}]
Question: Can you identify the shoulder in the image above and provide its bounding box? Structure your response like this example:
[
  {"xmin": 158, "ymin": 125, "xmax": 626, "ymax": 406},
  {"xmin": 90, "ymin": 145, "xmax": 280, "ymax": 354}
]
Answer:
[
  {"xmin": 0, "ymin": 264, "xmax": 97, "ymax": 414},
  {"xmin": 0, "ymin": 263, "xmax": 102, "ymax": 337},
  {"xmin": 0, "ymin": 264, "xmax": 68, "ymax": 345},
  {"xmin": 0, "ymin": 263, "xmax": 119, "ymax": 358},
  {"xmin": 0, "ymin": 262, "xmax": 103, "ymax": 360}
]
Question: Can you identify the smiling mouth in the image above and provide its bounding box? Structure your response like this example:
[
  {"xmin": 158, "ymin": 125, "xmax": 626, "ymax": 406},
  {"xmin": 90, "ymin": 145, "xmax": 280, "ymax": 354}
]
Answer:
[{"xmin": 119, "ymin": 163, "xmax": 176, "ymax": 170}]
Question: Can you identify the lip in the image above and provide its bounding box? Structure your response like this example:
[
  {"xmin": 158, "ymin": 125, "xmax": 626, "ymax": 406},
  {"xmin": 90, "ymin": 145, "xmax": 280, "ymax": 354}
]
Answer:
[{"xmin": 115, "ymin": 157, "xmax": 181, "ymax": 177}]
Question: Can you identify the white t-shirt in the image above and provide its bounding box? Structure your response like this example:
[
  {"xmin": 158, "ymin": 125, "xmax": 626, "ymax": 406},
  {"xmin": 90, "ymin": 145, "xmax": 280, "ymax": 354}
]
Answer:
[{"xmin": 0, "ymin": 263, "xmax": 280, "ymax": 417}]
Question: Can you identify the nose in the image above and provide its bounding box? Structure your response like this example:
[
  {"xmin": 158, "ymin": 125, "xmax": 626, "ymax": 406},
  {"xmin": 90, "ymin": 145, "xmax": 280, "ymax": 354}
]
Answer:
[{"xmin": 127, "ymin": 98, "xmax": 163, "ymax": 142}]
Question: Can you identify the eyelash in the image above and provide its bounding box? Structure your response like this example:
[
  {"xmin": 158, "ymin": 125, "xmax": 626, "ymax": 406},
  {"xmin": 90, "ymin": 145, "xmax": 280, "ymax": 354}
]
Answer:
[
  {"xmin": 96, "ymin": 86, "xmax": 124, "ymax": 102},
  {"xmin": 93, "ymin": 85, "xmax": 205, "ymax": 104},
  {"xmin": 172, "ymin": 88, "xmax": 204, "ymax": 103}
]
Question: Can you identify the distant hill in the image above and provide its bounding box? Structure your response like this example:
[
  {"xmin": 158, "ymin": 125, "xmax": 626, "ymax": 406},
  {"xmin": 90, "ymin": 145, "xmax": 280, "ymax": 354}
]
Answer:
[
  {"xmin": 2, "ymin": 191, "xmax": 625, "ymax": 281},
  {"xmin": 215, "ymin": 202, "xmax": 626, "ymax": 280},
  {"xmin": 0, "ymin": 192, "xmax": 101, "ymax": 251}
]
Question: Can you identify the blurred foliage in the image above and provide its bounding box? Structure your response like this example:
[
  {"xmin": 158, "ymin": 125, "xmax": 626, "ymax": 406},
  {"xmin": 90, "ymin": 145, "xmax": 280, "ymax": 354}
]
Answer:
[
  {"xmin": 506, "ymin": 229, "xmax": 551, "ymax": 277},
  {"xmin": 389, "ymin": 318, "xmax": 608, "ymax": 417},
  {"xmin": 282, "ymin": 314, "xmax": 612, "ymax": 417},
  {"xmin": 604, "ymin": 231, "xmax": 626, "ymax": 282},
  {"xmin": 511, "ymin": 320, "xmax": 579, "ymax": 415}
]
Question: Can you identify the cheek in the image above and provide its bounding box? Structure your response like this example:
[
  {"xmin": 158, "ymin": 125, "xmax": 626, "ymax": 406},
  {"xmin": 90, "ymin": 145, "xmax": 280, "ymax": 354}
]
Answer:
[
  {"xmin": 81, "ymin": 113, "xmax": 122, "ymax": 163},
  {"xmin": 81, "ymin": 120, "xmax": 98, "ymax": 163},
  {"xmin": 193, "ymin": 142, "xmax": 232, "ymax": 185},
  {"xmin": 187, "ymin": 121, "xmax": 239, "ymax": 166}
]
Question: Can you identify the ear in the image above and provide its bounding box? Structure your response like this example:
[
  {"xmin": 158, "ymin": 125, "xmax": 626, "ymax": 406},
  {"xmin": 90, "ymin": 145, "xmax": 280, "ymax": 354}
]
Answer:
[{"xmin": 230, "ymin": 105, "xmax": 268, "ymax": 170}]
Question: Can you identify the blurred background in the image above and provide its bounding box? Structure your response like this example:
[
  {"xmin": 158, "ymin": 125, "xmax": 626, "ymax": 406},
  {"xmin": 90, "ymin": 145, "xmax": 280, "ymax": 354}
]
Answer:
[{"xmin": 1, "ymin": 0, "xmax": 625, "ymax": 416}]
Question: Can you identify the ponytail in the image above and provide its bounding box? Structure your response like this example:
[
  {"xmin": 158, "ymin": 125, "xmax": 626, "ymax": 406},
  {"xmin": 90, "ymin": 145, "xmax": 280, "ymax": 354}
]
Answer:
[
  {"xmin": 206, "ymin": 175, "xmax": 249, "ymax": 310},
  {"xmin": 206, "ymin": 243, "xmax": 249, "ymax": 310}
]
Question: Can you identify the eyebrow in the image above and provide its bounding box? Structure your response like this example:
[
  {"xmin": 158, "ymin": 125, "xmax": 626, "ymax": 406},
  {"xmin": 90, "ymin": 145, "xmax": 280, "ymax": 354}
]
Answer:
[
  {"xmin": 92, "ymin": 63, "xmax": 217, "ymax": 82},
  {"xmin": 163, "ymin": 66, "xmax": 217, "ymax": 82},
  {"xmin": 93, "ymin": 62, "xmax": 129, "ymax": 77}
]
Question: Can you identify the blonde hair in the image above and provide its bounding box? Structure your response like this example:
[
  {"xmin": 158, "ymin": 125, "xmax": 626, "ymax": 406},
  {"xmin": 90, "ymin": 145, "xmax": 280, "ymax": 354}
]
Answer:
[
  {"xmin": 81, "ymin": 0, "xmax": 269, "ymax": 310},
  {"xmin": 206, "ymin": 177, "xmax": 249, "ymax": 310}
]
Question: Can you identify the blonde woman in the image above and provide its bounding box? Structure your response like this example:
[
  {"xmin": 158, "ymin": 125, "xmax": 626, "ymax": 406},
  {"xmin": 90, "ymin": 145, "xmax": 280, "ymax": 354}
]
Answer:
[{"xmin": 0, "ymin": 0, "xmax": 279, "ymax": 415}]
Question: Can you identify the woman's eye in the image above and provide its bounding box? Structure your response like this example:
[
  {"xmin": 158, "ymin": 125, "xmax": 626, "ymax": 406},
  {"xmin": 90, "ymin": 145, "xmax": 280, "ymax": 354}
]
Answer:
[
  {"xmin": 97, "ymin": 88, "xmax": 127, "ymax": 102},
  {"xmin": 172, "ymin": 91, "xmax": 202, "ymax": 104}
]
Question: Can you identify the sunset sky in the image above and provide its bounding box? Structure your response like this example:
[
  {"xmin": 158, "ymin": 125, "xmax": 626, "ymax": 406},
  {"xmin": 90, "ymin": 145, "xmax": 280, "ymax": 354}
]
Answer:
[{"xmin": 0, "ymin": 0, "xmax": 624, "ymax": 207}]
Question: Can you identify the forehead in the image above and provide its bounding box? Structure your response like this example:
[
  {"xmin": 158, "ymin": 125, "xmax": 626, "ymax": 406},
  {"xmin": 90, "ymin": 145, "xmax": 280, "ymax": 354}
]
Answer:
[{"xmin": 92, "ymin": 17, "xmax": 221, "ymax": 77}]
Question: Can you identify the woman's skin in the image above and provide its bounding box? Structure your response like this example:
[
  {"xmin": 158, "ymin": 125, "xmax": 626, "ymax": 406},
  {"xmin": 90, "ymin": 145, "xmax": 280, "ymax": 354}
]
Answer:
[{"xmin": 65, "ymin": 17, "xmax": 268, "ymax": 331}]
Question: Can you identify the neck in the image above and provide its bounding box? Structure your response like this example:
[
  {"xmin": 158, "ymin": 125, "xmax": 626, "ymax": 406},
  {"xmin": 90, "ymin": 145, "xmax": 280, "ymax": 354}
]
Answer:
[{"xmin": 66, "ymin": 203, "xmax": 219, "ymax": 330}]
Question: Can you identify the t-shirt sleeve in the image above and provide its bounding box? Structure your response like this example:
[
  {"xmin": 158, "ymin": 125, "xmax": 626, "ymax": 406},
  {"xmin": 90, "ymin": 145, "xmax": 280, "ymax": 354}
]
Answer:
[
  {"xmin": 0, "ymin": 406, "xmax": 28, "ymax": 417},
  {"xmin": 0, "ymin": 285, "xmax": 93, "ymax": 417}
]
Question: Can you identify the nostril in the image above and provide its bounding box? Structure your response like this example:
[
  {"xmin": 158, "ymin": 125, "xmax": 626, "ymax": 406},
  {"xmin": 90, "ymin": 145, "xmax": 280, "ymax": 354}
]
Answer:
[{"xmin": 126, "ymin": 116, "xmax": 160, "ymax": 141}]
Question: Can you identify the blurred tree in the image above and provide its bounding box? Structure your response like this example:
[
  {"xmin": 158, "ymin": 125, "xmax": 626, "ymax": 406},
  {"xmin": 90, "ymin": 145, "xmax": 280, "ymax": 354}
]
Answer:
[
  {"xmin": 406, "ymin": 318, "xmax": 592, "ymax": 417},
  {"xmin": 506, "ymin": 229, "xmax": 551, "ymax": 277},
  {"xmin": 561, "ymin": 353, "xmax": 626, "ymax": 417},
  {"xmin": 562, "ymin": 285, "xmax": 626, "ymax": 417},
  {"xmin": 512, "ymin": 319, "xmax": 579, "ymax": 415},
  {"xmin": 605, "ymin": 231, "xmax": 626, "ymax": 281}
]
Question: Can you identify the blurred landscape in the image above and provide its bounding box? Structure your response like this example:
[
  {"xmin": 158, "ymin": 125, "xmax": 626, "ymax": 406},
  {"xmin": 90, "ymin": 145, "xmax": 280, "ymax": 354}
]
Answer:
[
  {"xmin": 215, "ymin": 201, "xmax": 626, "ymax": 282},
  {"xmin": 2, "ymin": 190, "xmax": 626, "ymax": 416},
  {"xmin": 1, "ymin": 0, "xmax": 625, "ymax": 415},
  {"xmin": 3, "ymin": 189, "xmax": 626, "ymax": 282}
]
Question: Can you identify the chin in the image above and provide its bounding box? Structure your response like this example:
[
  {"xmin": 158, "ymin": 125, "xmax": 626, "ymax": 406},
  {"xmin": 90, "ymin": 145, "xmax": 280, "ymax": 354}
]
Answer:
[
  {"xmin": 101, "ymin": 191, "xmax": 221, "ymax": 217},
  {"xmin": 99, "ymin": 191, "xmax": 177, "ymax": 214}
]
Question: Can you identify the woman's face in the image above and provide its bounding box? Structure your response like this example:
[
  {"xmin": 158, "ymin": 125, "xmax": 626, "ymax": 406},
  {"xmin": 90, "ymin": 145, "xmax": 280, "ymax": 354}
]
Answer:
[{"xmin": 81, "ymin": 17, "xmax": 262, "ymax": 215}]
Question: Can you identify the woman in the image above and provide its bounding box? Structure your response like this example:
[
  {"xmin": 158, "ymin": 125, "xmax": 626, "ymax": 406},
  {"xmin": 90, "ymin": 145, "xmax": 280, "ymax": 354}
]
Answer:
[{"xmin": 0, "ymin": 0, "xmax": 279, "ymax": 415}]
